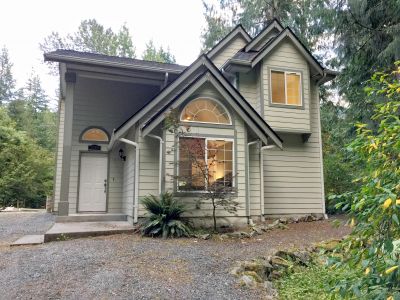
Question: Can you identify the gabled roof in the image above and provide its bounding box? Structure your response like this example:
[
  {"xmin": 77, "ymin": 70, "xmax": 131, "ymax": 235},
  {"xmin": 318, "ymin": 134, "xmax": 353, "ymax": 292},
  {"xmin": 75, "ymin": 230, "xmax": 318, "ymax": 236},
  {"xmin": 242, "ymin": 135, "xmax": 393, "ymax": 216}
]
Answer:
[
  {"xmin": 140, "ymin": 70, "xmax": 281, "ymax": 149},
  {"xmin": 251, "ymin": 27, "xmax": 324, "ymax": 74},
  {"xmin": 44, "ymin": 49, "xmax": 186, "ymax": 74},
  {"xmin": 244, "ymin": 18, "xmax": 284, "ymax": 52},
  {"xmin": 110, "ymin": 54, "xmax": 283, "ymax": 149},
  {"xmin": 206, "ymin": 24, "xmax": 251, "ymax": 59},
  {"xmin": 225, "ymin": 27, "xmax": 327, "ymax": 77}
]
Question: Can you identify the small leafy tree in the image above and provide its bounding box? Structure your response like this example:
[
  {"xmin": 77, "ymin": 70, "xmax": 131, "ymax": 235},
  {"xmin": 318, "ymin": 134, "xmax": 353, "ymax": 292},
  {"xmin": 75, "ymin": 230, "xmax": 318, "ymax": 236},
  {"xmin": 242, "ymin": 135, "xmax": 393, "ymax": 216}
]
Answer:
[
  {"xmin": 141, "ymin": 192, "xmax": 191, "ymax": 238},
  {"xmin": 165, "ymin": 109, "xmax": 239, "ymax": 232},
  {"xmin": 330, "ymin": 62, "xmax": 400, "ymax": 298}
]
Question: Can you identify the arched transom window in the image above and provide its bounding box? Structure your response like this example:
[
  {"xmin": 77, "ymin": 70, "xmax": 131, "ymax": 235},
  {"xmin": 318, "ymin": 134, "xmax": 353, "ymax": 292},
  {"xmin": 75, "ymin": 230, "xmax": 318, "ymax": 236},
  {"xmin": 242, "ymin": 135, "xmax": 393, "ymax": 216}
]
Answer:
[
  {"xmin": 180, "ymin": 98, "xmax": 231, "ymax": 125},
  {"xmin": 80, "ymin": 127, "xmax": 109, "ymax": 143}
]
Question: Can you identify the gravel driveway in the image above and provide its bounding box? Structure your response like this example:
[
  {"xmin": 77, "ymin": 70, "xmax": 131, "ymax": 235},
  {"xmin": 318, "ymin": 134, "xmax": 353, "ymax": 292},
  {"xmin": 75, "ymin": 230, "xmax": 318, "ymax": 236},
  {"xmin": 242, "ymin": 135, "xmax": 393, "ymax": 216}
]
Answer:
[
  {"xmin": 0, "ymin": 218, "xmax": 350, "ymax": 300},
  {"xmin": 0, "ymin": 211, "xmax": 55, "ymax": 245}
]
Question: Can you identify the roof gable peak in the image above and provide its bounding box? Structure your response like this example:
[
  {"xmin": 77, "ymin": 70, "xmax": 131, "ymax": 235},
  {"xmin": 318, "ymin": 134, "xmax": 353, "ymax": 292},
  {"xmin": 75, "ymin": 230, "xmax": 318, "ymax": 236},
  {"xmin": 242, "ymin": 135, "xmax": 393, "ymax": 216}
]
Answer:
[
  {"xmin": 207, "ymin": 24, "xmax": 251, "ymax": 59},
  {"xmin": 245, "ymin": 19, "xmax": 284, "ymax": 52}
]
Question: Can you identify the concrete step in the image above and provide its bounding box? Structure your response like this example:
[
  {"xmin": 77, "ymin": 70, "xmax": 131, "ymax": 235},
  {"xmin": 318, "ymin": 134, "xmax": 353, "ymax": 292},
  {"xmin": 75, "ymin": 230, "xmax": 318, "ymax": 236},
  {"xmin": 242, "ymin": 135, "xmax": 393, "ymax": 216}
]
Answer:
[
  {"xmin": 56, "ymin": 213, "xmax": 127, "ymax": 223},
  {"xmin": 44, "ymin": 221, "xmax": 134, "ymax": 243},
  {"xmin": 11, "ymin": 235, "xmax": 44, "ymax": 246}
]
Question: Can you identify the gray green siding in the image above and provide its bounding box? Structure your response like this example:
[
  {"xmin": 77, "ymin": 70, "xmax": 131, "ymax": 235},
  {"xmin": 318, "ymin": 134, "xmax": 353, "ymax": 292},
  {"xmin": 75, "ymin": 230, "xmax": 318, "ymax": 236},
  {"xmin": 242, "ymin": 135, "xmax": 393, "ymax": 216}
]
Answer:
[
  {"xmin": 212, "ymin": 35, "xmax": 247, "ymax": 68},
  {"xmin": 263, "ymin": 84, "xmax": 324, "ymax": 215},
  {"xmin": 262, "ymin": 40, "xmax": 311, "ymax": 133}
]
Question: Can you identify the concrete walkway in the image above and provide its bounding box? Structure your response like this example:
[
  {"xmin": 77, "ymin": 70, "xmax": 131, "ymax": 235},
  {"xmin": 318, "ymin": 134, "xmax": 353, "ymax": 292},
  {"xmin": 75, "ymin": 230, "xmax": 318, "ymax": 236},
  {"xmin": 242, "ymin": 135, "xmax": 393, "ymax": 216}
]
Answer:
[{"xmin": 44, "ymin": 221, "xmax": 135, "ymax": 242}]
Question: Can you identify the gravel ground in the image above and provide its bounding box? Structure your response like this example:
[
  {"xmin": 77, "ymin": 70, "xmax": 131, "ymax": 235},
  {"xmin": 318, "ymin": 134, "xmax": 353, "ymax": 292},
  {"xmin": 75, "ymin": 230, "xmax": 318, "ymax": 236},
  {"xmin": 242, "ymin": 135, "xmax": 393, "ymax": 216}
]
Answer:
[
  {"xmin": 0, "ymin": 211, "xmax": 55, "ymax": 245},
  {"xmin": 0, "ymin": 217, "xmax": 350, "ymax": 300}
]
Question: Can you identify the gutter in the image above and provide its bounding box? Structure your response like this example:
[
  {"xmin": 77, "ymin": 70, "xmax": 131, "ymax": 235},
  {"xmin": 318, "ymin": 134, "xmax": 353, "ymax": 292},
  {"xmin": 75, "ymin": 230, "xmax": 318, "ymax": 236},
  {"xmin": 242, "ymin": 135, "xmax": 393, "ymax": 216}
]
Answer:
[
  {"xmin": 119, "ymin": 138, "xmax": 140, "ymax": 223},
  {"xmin": 147, "ymin": 134, "xmax": 164, "ymax": 195},
  {"xmin": 44, "ymin": 53, "xmax": 184, "ymax": 75}
]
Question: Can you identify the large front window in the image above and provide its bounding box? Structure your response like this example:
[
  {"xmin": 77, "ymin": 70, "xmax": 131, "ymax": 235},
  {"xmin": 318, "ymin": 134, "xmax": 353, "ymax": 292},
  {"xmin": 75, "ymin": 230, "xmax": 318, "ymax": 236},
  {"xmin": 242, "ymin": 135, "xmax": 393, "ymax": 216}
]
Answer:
[
  {"xmin": 178, "ymin": 137, "xmax": 234, "ymax": 191},
  {"xmin": 271, "ymin": 70, "xmax": 302, "ymax": 106}
]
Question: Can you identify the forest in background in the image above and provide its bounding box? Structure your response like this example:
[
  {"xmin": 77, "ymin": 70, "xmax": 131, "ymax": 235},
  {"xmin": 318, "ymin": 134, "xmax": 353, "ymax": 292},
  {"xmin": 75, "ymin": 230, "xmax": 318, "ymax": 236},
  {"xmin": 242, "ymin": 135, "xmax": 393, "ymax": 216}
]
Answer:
[{"xmin": 0, "ymin": 0, "xmax": 399, "ymax": 210}]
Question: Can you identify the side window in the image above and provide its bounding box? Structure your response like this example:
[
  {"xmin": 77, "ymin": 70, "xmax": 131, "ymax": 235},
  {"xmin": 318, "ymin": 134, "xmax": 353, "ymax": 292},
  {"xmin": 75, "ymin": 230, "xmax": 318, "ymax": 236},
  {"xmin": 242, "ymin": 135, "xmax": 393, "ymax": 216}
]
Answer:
[{"xmin": 271, "ymin": 70, "xmax": 302, "ymax": 106}]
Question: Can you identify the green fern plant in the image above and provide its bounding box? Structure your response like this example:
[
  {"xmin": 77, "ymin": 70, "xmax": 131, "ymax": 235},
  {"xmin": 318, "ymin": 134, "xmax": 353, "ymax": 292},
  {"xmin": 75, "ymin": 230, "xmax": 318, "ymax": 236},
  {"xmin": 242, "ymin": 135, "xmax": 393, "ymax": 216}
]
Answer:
[{"xmin": 141, "ymin": 192, "xmax": 191, "ymax": 238}]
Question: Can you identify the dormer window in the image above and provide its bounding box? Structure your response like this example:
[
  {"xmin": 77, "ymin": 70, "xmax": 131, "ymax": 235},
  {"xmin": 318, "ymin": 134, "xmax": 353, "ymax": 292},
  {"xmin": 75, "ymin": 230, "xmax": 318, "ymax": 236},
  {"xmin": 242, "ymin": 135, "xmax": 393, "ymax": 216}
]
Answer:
[
  {"xmin": 180, "ymin": 98, "xmax": 231, "ymax": 125},
  {"xmin": 271, "ymin": 70, "xmax": 302, "ymax": 106}
]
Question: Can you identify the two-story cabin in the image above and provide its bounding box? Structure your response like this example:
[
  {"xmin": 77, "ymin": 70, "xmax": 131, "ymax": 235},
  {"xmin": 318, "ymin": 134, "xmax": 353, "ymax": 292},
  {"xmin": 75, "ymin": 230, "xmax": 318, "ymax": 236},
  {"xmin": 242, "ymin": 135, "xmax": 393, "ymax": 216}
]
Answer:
[{"xmin": 45, "ymin": 19, "xmax": 336, "ymax": 225}]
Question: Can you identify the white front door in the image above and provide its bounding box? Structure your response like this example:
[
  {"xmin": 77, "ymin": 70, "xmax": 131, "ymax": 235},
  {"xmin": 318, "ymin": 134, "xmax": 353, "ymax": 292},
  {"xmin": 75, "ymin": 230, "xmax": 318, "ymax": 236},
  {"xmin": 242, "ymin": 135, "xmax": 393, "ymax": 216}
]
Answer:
[{"xmin": 78, "ymin": 153, "xmax": 108, "ymax": 212}]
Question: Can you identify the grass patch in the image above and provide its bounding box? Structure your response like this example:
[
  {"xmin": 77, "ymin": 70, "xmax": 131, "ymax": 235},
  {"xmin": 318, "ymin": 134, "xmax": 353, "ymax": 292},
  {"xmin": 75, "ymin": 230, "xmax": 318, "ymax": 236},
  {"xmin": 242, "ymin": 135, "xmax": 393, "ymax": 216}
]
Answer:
[{"xmin": 275, "ymin": 263, "xmax": 357, "ymax": 300}]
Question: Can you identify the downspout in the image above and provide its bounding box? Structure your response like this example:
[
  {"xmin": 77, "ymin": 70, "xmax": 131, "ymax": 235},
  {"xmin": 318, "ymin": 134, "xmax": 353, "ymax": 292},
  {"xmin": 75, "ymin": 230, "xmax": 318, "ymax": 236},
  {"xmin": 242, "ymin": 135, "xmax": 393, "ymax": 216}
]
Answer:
[
  {"xmin": 260, "ymin": 143, "xmax": 277, "ymax": 222},
  {"xmin": 147, "ymin": 134, "xmax": 164, "ymax": 195},
  {"xmin": 119, "ymin": 138, "xmax": 140, "ymax": 223},
  {"xmin": 247, "ymin": 140, "xmax": 259, "ymax": 225}
]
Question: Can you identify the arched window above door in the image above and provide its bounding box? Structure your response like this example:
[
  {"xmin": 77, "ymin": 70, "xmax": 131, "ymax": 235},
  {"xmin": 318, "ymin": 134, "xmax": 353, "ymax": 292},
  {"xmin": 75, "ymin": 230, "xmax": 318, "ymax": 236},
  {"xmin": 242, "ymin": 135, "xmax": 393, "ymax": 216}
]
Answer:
[
  {"xmin": 80, "ymin": 127, "xmax": 109, "ymax": 143},
  {"xmin": 180, "ymin": 98, "xmax": 232, "ymax": 125}
]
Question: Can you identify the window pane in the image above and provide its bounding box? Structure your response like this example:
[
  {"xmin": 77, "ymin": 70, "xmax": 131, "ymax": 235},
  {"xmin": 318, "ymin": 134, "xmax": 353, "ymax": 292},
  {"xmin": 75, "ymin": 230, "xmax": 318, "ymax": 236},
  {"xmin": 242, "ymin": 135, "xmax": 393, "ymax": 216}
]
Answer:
[
  {"xmin": 81, "ymin": 128, "xmax": 109, "ymax": 142},
  {"xmin": 286, "ymin": 73, "xmax": 301, "ymax": 105},
  {"xmin": 271, "ymin": 71, "xmax": 285, "ymax": 104},
  {"xmin": 178, "ymin": 138, "xmax": 205, "ymax": 190},
  {"xmin": 180, "ymin": 98, "xmax": 231, "ymax": 124},
  {"xmin": 207, "ymin": 140, "xmax": 233, "ymax": 189}
]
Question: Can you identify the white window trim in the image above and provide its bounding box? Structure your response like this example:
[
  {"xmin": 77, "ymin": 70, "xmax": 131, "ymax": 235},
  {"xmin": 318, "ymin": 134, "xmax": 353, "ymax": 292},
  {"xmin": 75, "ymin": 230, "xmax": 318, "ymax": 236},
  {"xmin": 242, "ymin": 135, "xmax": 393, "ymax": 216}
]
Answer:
[
  {"xmin": 176, "ymin": 136, "xmax": 235, "ymax": 192},
  {"xmin": 270, "ymin": 70, "xmax": 303, "ymax": 107},
  {"xmin": 179, "ymin": 97, "xmax": 233, "ymax": 125}
]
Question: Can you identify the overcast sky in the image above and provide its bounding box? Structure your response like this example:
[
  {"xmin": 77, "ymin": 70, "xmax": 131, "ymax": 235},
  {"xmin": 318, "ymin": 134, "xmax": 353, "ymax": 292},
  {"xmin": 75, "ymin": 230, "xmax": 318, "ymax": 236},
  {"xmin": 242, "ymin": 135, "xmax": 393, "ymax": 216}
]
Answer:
[{"xmin": 0, "ymin": 0, "xmax": 207, "ymax": 105}]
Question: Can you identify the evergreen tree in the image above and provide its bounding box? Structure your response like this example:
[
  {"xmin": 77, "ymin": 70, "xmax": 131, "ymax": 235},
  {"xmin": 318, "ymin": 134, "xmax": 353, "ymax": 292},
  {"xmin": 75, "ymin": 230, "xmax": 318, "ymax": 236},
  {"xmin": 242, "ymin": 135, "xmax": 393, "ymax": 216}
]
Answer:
[
  {"xmin": 201, "ymin": 0, "xmax": 333, "ymax": 54},
  {"xmin": 142, "ymin": 40, "xmax": 176, "ymax": 63},
  {"xmin": 25, "ymin": 71, "xmax": 48, "ymax": 113},
  {"xmin": 0, "ymin": 46, "xmax": 16, "ymax": 105},
  {"xmin": 40, "ymin": 19, "xmax": 136, "ymax": 58},
  {"xmin": 333, "ymin": 0, "xmax": 400, "ymax": 122}
]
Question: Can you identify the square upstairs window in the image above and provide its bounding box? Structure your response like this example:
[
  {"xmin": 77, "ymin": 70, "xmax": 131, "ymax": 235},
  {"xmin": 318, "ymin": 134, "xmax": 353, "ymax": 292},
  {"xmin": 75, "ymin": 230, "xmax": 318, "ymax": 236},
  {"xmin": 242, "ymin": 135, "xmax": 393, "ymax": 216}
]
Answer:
[{"xmin": 271, "ymin": 70, "xmax": 302, "ymax": 106}]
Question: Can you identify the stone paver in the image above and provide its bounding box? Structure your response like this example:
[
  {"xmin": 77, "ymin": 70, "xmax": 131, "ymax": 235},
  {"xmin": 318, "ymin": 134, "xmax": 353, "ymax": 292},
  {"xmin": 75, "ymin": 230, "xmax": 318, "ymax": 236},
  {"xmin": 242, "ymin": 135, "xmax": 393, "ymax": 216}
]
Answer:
[{"xmin": 11, "ymin": 235, "xmax": 44, "ymax": 246}]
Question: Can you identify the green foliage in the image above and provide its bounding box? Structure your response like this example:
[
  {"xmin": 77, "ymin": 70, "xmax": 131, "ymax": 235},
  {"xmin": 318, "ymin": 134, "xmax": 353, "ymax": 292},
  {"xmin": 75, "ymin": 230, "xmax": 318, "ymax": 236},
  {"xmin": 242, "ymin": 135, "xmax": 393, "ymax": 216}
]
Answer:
[
  {"xmin": 0, "ymin": 46, "xmax": 16, "ymax": 104},
  {"xmin": 330, "ymin": 63, "xmax": 400, "ymax": 298},
  {"xmin": 7, "ymin": 73, "xmax": 57, "ymax": 152},
  {"xmin": 40, "ymin": 19, "xmax": 136, "ymax": 59},
  {"xmin": 320, "ymin": 101, "xmax": 360, "ymax": 213},
  {"xmin": 277, "ymin": 262, "xmax": 359, "ymax": 300},
  {"xmin": 0, "ymin": 107, "xmax": 54, "ymax": 208},
  {"xmin": 142, "ymin": 40, "xmax": 176, "ymax": 63},
  {"xmin": 141, "ymin": 193, "xmax": 191, "ymax": 238}
]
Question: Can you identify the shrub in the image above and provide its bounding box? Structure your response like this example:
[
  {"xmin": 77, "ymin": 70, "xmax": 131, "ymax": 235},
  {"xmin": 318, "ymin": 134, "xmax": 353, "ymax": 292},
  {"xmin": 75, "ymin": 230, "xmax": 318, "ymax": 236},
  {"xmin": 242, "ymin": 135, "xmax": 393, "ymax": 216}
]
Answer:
[
  {"xmin": 329, "ymin": 63, "xmax": 400, "ymax": 298},
  {"xmin": 141, "ymin": 192, "xmax": 191, "ymax": 238}
]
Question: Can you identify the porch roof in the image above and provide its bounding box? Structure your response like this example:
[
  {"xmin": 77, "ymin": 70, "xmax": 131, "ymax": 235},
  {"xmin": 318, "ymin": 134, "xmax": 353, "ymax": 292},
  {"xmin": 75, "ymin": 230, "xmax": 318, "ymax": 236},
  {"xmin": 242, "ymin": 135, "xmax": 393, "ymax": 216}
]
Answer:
[{"xmin": 44, "ymin": 49, "xmax": 187, "ymax": 74}]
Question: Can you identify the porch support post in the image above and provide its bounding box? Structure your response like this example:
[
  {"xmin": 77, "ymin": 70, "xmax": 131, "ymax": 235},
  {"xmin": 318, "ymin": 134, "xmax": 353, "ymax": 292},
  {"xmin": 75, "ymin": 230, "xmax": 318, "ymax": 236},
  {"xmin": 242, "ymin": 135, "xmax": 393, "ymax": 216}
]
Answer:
[{"xmin": 58, "ymin": 72, "xmax": 76, "ymax": 216}]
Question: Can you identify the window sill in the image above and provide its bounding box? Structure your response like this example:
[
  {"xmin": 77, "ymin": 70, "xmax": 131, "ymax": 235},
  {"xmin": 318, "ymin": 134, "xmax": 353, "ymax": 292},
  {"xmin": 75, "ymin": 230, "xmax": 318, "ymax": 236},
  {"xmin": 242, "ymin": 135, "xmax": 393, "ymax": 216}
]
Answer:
[{"xmin": 269, "ymin": 102, "xmax": 304, "ymax": 110}]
